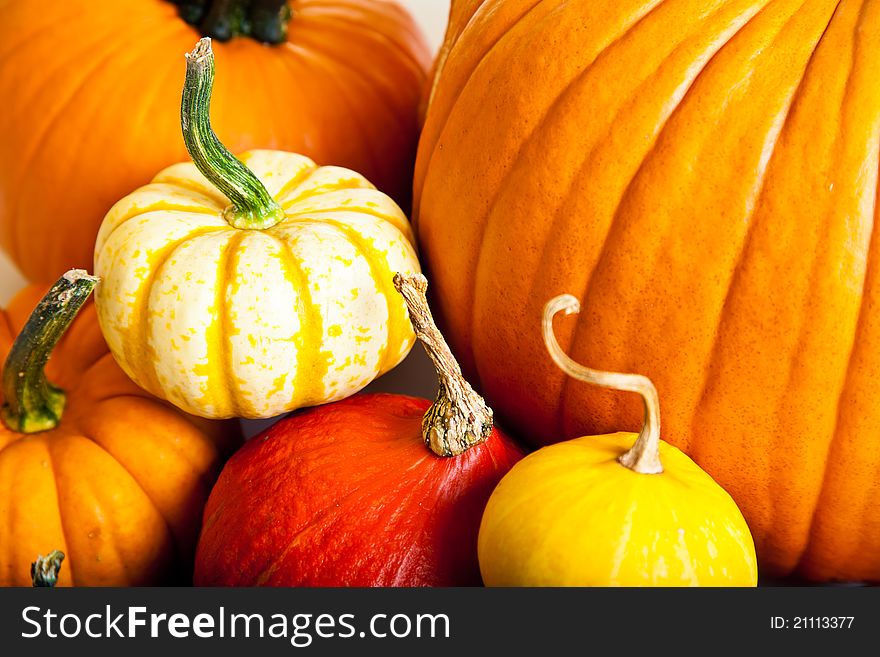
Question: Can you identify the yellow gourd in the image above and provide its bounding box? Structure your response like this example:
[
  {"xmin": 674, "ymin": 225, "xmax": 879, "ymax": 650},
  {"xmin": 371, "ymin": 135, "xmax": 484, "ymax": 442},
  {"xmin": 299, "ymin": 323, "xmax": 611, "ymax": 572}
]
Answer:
[{"xmin": 477, "ymin": 294, "xmax": 758, "ymax": 587}]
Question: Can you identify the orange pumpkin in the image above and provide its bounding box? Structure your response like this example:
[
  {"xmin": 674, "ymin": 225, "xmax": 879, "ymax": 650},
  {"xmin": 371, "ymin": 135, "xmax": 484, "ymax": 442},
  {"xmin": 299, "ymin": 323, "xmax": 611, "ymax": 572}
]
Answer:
[
  {"xmin": 0, "ymin": 0, "xmax": 430, "ymax": 283},
  {"xmin": 414, "ymin": 0, "xmax": 880, "ymax": 581},
  {"xmin": 0, "ymin": 271, "xmax": 239, "ymax": 585}
]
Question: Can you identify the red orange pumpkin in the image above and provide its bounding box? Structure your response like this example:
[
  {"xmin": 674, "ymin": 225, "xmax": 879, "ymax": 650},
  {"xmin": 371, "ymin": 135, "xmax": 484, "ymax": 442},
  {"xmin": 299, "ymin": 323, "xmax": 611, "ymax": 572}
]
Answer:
[{"xmin": 194, "ymin": 274, "xmax": 523, "ymax": 586}]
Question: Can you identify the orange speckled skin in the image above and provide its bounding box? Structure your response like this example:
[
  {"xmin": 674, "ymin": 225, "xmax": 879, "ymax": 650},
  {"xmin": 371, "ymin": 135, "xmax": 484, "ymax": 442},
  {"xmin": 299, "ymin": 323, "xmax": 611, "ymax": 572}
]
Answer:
[
  {"xmin": 414, "ymin": 0, "xmax": 880, "ymax": 581},
  {"xmin": 0, "ymin": 285, "xmax": 239, "ymax": 586},
  {"xmin": 194, "ymin": 393, "xmax": 524, "ymax": 586},
  {"xmin": 0, "ymin": 0, "xmax": 431, "ymax": 283}
]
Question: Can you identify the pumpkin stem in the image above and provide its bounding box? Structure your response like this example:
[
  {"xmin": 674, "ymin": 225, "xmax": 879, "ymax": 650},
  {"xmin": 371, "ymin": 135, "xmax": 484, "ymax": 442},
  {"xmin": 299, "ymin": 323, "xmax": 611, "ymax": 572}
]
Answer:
[
  {"xmin": 393, "ymin": 273, "xmax": 493, "ymax": 457},
  {"xmin": 31, "ymin": 550, "xmax": 65, "ymax": 587},
  {"xmin": 1, "ymin": 270, "xmax": 98, "ymax": 434},
  {"xmin": 170, "ymin": 0, "xmax": 292, "ymax": 45},
  {"xmin": 249, "ymin": 0, "xmax": 292, "ymax": 43},
  {"xmin": 542, "ymin": 294, "xmax": 663, "ymax": 475},
  {"xmin": 182, "ymin": 37, "xmax": 285, "ymax": 230}
]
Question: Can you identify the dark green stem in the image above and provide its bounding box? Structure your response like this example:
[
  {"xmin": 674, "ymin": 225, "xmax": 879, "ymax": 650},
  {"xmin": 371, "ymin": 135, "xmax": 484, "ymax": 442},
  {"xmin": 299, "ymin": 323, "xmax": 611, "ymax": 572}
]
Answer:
[
  {"xmin": 182, "ymin": 37, "xmax": 284, "ymax": 230},
  {"xmin": 250, "ymin": 0, "xmax": 293, "ymax": 44},
  {"xmin": 169, "ymin": 0, "xmax": 292, "ymax": 45},
  {"xmin": 31, "ymin": 550, "xmax": 65, "ymax": 587},
  {"xmin": 2, "ymin": 270, "xmax": 98, "ymax": 434}
]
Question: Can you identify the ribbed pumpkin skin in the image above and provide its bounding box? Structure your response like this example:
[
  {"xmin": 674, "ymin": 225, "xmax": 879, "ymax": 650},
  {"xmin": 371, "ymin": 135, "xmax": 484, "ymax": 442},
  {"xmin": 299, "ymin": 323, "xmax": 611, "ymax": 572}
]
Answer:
[
  {"xmin": 194, "ymin": 393, "xmax": 524, "ymax": 586},
  {"xmin": 0, "ymin": 285, "xmax": 238, "ymax": 586},
  {"xmin": 0, "ymin": 0, "xmax": 430, "ymax": 283},
  {"xmin": 414, "ymin": 0, "xmax": 880, "ymax": 581},
  {"xmin": 95, "ymin": 150, "xmax": 420, "ymax": 419}
]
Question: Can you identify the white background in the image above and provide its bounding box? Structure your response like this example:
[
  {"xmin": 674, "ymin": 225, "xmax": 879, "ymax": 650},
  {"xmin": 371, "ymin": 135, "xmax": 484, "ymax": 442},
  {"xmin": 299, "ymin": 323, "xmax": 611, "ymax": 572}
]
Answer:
[
  {"xmin": 0, "ymin": 1, "xmax": 452, "ymax": 432},
  {"xmin": 403, "ymin": 0, "xmax": 450, "ymax": 54}
]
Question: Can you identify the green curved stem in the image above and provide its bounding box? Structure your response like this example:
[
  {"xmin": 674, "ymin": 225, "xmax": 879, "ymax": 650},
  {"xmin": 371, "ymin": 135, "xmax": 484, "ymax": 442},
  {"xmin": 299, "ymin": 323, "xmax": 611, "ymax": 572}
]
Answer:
[
  {"xmin": 182, "ymin": 37, "xmax": 284, "ymax": 230},
  {"xmin": 169, "ymin": 1, "xmax": 292, "ymax": 44},
  {"xmin": 2, "ymin": 270, "xmax": 98, "ymax": 434},
  {"xmin": 31, "ymin": 550, "xmax": 65, "ymax": 587}
]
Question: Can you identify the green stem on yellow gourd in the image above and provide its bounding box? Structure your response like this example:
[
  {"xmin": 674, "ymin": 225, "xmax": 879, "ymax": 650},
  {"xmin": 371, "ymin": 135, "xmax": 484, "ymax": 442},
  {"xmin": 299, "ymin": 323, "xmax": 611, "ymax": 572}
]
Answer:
[
  {"xmin": 542, "ymin": 294, "xmax": 663, "ymax": 475},
  {"xmin": 31, "ymin": 550, "xmax": 65, "ymax": 587},
  {"xmin": 1, "ymin": 270, "xmax": 98, "ymax": 434},
  {"xmin": 182, "ymin": 37, "xmax": 284, "ymax": 230},
  {"xmin": 170, "ymin": 0, "xmax": 292, "ymax": 44},
  {"xmin": 393, "ymin": 273, "xmax": 493, "ymax": 457}
]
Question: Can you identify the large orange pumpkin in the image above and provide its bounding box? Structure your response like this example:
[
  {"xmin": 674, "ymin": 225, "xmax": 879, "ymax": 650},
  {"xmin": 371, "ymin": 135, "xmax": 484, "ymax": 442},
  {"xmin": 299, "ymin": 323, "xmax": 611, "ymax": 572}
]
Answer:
[
  {"xmin": 0, "ymin": 0, "xmax": 430, "ymax": 283},
  {"xmin": 0, "ymin": 272, "xmax": 239, "ymax": 585},
  {"xmin": 414, "ymin": 0, "xmax": 880, "ymax": 581}
]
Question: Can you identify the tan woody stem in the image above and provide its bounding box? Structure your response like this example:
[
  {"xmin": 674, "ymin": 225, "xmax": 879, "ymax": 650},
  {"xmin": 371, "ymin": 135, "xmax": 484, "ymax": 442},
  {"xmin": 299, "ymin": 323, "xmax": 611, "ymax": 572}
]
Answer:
[
  {"xmin": 31, "ymin": 550, "xmax": 65, "ymax": 587},
  {"xmin": 393, "ymin": 273, "xmax": 493, "ymax": 457},
  {"xmin": 542, "ymin": 294, "xmax": 662, "ymax": 474}
]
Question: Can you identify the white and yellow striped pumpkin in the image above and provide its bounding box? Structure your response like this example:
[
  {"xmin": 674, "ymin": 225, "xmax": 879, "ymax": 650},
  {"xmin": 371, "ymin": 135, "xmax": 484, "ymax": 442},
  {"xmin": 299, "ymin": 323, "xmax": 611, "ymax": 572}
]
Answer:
[
  {"xmin": 94, "ymin": 39, "xmax": 420, "ymax": 420},
  {"xmin": 94, "ymin": 149, "xmax": 419, "ymax": 419}
]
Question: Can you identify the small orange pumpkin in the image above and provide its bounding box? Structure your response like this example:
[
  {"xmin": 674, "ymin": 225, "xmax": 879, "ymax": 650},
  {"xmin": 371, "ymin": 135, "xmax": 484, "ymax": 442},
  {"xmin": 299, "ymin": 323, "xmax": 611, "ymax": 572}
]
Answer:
[
  {"xmin": 0, "ymin": 271, "xmax": 239, "ymax": 585},
  {"xmin": 0, "ymin": 0, "xmax": 430, "ymax": 282}
]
